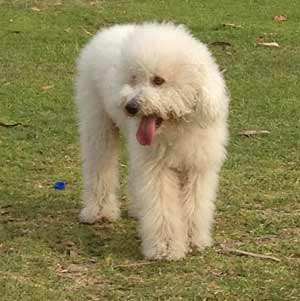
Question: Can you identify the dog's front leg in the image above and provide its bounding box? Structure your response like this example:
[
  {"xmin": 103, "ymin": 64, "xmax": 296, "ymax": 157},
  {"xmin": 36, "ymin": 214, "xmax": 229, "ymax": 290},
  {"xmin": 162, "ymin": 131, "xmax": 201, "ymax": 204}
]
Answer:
[
  {"xmin": 131, "ymin": 165, "xmax": 188, "ymax": 260},
  {"xmin": 76, "ymin": 90, "xmax": 121, "ymax": 224},
  {"xmin": 183, "ymin": 170, "xmax": 219, "ymax": 251}
]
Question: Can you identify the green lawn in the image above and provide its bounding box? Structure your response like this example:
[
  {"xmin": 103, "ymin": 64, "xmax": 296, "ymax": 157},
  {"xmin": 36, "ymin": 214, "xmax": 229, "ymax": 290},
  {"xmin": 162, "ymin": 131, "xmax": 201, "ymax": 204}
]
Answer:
[{"xmin": 1, "ymin": 0, "xmax": 299, "ymax": 300}]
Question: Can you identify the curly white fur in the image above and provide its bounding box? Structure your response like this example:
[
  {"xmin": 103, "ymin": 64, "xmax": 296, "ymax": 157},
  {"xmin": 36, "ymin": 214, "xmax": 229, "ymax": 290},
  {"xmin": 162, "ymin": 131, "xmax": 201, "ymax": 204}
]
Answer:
[{"xmin": 75, "ymin": 22, "xmax": 229, "ymax": 260}]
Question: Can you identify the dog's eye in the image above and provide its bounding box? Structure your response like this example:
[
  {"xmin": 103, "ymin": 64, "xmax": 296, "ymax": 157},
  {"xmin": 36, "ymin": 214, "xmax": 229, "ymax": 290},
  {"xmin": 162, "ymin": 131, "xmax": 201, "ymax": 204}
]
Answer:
[
  {"xmin": 151, "ymin": 75, "xmax": 165, "ymax": 86},
  {"xmin": 130, "ymin": 75, "xmax": 137, "ymax": 85}
]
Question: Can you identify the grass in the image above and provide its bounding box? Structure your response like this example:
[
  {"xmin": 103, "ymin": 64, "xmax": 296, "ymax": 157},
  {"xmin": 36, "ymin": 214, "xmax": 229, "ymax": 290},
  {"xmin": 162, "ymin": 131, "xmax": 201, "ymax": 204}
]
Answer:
[{"xmin": 0, "ymin": 0, "xmax": 299, "ymax": 300}]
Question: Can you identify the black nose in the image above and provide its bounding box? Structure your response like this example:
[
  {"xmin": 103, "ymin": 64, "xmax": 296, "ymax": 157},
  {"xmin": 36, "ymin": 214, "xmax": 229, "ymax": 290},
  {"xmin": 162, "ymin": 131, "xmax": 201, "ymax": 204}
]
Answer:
[{"xmin": 125, "ymin": 98, "xmax": 140, "ymax": 116}]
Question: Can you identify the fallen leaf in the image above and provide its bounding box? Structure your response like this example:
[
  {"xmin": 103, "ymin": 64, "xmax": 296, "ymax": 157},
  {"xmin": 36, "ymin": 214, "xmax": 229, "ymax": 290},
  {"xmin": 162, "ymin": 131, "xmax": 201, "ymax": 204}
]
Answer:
[
  {"xmin": 41, "ymin": 85, "xmax": 54, "ymax": 91},
  {"xmin": 69, "ymin": 250, "xmax": 79, "ymax": 258},
  {"xmin": 56, "ymin": 263, "xmax": 88, "ymax": 274},
  {"xmin": 223, "ymin": 23, "xmax": 242, "ymax": 29},
  {"xmin": 209, "ymin": 41, "xmax": 232, "ymax": 47},
  {"xmin": 263, "ymin": 32, "xmax": 278, "ymax": 36},
  {"xmin": 256, "ymin": 39, "xmax": 280, "ymax": 48},
  {"xmin": 0, "ymin": 245, "xmax": 15, "ymax": 255},
  {"xmin": 239, "ymin": 130, "xmax": 270, "ymax": 137},
  {"xmin": 211, "ymin": 269, "xmax": 226, "ymax": 277},
  {"xmin": 56, "ymin": 263, "xmax": 68, "ymax": 274},
  {"xmin": 62, "ymin": 240, "xmax": 76, "ymax": 248},
  {"xmin": 82, "ymin": 27, "xmax": 92, "ymax": 35},
  {"xmin": 31, "ymin": 7, "xmax": 41, "ymax": 12},
  {"xmin": 274, "ymin": 15, "xmax": 287, "ymax": 22},
  {"xmin": 0, "ymin": 205, "xmax": 12, "ymax": 209},
  {"xmin": 0, "ymin": 121, "xmax": 28, "ymax": 128},
  {"xmin": 67, "ymin": 264, "xmax": 88, "ymax": 273},
  {"xmin": 88, "ymin": 257, "xmax": 98, "ymax": 264}
]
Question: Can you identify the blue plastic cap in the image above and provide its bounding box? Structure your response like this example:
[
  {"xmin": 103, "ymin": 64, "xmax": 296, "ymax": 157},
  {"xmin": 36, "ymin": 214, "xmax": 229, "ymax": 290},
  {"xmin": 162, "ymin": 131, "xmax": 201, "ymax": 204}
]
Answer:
[{"xmin": 54, "ymin": 181, "xmax": 66, "ymax": 190}]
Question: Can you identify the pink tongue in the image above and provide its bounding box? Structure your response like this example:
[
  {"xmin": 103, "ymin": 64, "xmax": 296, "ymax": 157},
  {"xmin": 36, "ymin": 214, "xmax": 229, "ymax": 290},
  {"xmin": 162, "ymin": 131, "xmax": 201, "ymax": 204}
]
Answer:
[{"xmin": 136, "ymin": 116, "xmax": 157, "ymax": 146}]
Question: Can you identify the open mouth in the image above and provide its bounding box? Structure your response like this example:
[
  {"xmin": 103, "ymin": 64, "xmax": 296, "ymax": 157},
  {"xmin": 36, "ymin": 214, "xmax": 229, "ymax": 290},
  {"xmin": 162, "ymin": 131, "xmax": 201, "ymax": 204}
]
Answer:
[{"xmin": 136, "ymin": 116, "xmax": 163, "ymax": 146}]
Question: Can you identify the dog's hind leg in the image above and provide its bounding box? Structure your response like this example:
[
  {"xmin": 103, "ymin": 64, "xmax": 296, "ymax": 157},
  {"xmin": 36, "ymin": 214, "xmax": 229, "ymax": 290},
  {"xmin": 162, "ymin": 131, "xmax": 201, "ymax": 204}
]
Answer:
[
  {"xmin": 76, "ymin": 84, "xmax": 120, "ymax": 224},
  {"xmin": 182, "ymin": 170, "xmax": 219, "ymax": 251}
]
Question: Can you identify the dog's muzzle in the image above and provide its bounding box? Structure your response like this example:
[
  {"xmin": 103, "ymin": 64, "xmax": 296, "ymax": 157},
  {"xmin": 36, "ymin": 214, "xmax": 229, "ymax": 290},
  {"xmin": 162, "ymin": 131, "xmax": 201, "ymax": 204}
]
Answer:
[{"xmin": 125, "ymin": 97, "xmax": 140, "ymax": 116}]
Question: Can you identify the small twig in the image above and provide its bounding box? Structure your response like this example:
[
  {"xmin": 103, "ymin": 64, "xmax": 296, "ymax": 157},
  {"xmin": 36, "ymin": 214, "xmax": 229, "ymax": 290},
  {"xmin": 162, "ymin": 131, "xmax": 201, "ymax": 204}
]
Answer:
[
  {"xmin": 221, "ymin": 245, "xmax": 281, "ymax": 262},
  {"xmin": 114, "ymin": 261, "xmax": 158, "ymax": 268}
]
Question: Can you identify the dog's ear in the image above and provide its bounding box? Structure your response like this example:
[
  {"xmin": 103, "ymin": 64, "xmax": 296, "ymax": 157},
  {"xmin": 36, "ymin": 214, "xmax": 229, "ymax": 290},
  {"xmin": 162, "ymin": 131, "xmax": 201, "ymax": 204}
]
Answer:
[{"xmin": 195, "ymin": 78, "xmax": 229, "ymax": 124}]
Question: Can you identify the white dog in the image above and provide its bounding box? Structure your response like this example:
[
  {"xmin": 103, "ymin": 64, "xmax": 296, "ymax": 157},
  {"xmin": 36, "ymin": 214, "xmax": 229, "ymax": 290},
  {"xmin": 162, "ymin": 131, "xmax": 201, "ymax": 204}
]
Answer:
[{"xmin": 75, "ymin": 23, "xmax": 229, "ymax": 260}]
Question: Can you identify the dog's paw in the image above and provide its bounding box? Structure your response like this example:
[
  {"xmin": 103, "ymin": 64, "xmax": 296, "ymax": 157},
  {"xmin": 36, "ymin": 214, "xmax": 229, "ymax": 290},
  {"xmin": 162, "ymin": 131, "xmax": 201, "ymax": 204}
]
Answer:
[
  {"xmin": 100, "ymin": 202, "xmax": 121, "ymax": 222},
  {"xmin": 143, "ymin": 241, "xmax": 187, "ymax": 261},
  {"xmin": 189, "ymin": 235, "xmax": 213, "ymax": 252},
  {"xmin": 79, "ymin": 203, "xmax": 120, "ymax": 224},
  {"xmin": 79, "ymin": 205, "xmax": 101, "ymax": 224}
]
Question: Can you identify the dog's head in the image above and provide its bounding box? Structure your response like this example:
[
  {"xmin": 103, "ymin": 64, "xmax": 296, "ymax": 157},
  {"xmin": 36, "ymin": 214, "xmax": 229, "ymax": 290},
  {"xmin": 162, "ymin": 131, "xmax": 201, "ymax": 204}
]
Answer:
[{"xmin": 119, "ymin": 23, "xmax": 229, "ymax": 146}]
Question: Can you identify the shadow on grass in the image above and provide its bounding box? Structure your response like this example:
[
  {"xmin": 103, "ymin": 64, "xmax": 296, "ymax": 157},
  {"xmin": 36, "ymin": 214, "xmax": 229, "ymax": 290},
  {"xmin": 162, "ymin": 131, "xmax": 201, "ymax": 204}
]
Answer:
[{"xmin": 0, "ymin": 192, "xmax": 142, "ymax": 261}]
